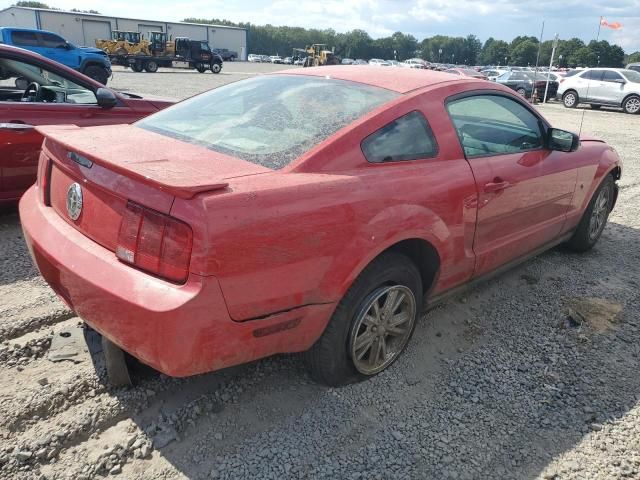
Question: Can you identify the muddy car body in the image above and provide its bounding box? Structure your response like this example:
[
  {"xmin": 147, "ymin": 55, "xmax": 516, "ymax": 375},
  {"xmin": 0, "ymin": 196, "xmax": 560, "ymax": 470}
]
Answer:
[{"xmin": 20, "ymin": 66, "xmax": 621, "ymax": 385}]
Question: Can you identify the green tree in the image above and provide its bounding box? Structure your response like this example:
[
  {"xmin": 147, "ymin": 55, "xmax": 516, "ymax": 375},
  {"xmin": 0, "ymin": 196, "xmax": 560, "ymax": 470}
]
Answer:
[
  {"xmin": 510, "ymin": 39, "xmax": 538, "ymax": 66},
  {"xmin": 570, "ymin": 47, "xmax": 597, "ymax": 67},
  {"xmin": 479, "ymin": 38, "xmax": 510, "ymax": 65},
  {"xmin": 626, "ymin": 51, "xmax": 640, "ymax": 64}
]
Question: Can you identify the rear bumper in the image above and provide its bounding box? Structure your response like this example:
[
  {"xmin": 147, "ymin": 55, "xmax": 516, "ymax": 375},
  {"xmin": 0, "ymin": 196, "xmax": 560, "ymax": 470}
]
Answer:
[{"xmin": 19, "ymin": 186, "xmax": 334, "ymax": 376}]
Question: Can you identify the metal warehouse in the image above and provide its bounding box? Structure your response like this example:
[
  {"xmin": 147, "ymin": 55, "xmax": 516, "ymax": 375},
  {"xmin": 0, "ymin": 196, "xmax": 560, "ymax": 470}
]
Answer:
[{"xmin": 0, "ymin": 6, "xmax": 248, "ymax": 60}]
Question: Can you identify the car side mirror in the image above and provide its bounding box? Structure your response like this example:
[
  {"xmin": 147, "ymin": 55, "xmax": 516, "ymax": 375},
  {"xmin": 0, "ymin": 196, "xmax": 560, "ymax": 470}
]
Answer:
[
  {"xmin": 611, "ymin": 78, "xmax": 626, "ymax": 84},
  {"xmin": 548, "ymin": 128, "xmax": 580, "ymax": 152},
  {"xmin": 96, "ymin": 88, "xmax": 117, "ymax": 109}
]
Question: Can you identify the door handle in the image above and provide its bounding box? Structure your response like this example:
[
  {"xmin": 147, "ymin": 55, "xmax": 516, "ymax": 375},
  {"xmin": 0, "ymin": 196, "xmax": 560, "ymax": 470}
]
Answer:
[
  {"xmin": 484, "ymin": 180, "xmax": 510, "ymax": 193},
  {"xmin": 0, "ymin": 122, "xmax": 35, "ymax": 132}
]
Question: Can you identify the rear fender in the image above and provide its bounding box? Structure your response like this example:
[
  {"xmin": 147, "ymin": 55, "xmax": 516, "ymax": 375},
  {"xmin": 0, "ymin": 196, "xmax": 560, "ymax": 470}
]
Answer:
[{"xmin": 319, "ymin": 203, "xmax": 449, "ymax": 301}]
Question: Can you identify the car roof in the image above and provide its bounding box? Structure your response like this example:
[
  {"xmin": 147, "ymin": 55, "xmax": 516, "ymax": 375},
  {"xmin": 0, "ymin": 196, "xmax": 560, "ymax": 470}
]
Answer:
[{"xmin": 280, "ymin": 65, "xmax": 461, "ymax": 93}]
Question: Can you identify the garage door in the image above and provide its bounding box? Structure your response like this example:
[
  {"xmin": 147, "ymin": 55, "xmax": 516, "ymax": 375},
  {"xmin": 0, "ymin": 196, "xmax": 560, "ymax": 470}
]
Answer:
[
  {"xmin": 139, "ymin": 24, "xmax": 163, "ymax": 35},
  {"xmin": 82, "ymin": 20, "xmax": 111, "ymax": 47}
]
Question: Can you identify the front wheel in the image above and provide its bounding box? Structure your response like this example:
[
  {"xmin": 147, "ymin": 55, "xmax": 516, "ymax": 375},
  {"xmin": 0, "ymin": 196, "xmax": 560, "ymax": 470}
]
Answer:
[
  {"xmin": 83, "ymin": 65, "xmax": 109, "ymax": 85},
  {"xmin": 622, "ymin": 95, "xmax": 640, "ymax": 114},
  {"xmin": 566, "ymin": 175, "xmax": 614, "ymax": 252},
  {"xmin": 211, "ymin": 62, "xmax": 222, "ymax": 74},
  {"xmin": 304, "ymin": 252, "xmax": 422, "ymax": 386},
  {"xmin": 563, "ymin": 90, "xmax": 579, "ymax": 108}
]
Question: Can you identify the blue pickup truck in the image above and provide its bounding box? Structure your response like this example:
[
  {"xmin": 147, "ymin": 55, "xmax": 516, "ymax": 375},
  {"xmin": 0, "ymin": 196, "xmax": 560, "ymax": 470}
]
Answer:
[{"xmin": 0, "ymin": 27, "xmax": 112, "ymax": 84}]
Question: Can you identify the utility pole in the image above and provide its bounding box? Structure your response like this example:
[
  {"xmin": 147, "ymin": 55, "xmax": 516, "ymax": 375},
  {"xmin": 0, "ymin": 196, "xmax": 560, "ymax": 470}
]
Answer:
[{"xmin": 543, "ymin": 34, "xmax": 559, "ymax": 103}]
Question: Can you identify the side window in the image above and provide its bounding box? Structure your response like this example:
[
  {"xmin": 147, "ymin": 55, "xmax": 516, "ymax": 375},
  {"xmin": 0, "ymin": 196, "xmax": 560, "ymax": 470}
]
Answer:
[
  {"xmin": 602, "ymin": 71, "xmax": 623, "ymax": 82},
  {"xmin": 0, "ymin": 57, "xmax": 97, "ymax": 105},
  {"xmin": 581, "ymin": 70, "xmax": 603, "ymax": 81},
  {"xmin": 11, "ymin": 31, "xmax": 39, "ymax": 47},
  {"xmin": 39, "ymin": 33, "xmax": 66, "ymax": 48},
  {"xmin": 446, "ymin": 95, "xmax": 543, "ymax": 158},
  {"xmin": 361, "ymin": 111, "xmax": 438, "ymax": 163}
]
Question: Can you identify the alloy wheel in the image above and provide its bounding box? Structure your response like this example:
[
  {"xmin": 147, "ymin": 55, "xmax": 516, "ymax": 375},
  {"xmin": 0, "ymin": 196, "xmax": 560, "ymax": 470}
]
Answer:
[
  {"xmin": 625, "ymin": 97, "xmax": 640, "ymax": 114},
  {"xmin": 349, "ymin": 285, "xmax": 416, "ymax": 375},
  {"xmin": 588, "ymin": 186, "xmax": 611, "ymax": 241},
  {"xmin": 564, "ymin": 93, "xmax": 576, "ymax": 107}
]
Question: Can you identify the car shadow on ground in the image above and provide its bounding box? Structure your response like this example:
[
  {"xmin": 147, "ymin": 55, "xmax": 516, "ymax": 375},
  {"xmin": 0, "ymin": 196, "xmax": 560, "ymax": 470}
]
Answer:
[{"xmin": 87, "ymin": 220, "xmax": 640, "ymax": 479}]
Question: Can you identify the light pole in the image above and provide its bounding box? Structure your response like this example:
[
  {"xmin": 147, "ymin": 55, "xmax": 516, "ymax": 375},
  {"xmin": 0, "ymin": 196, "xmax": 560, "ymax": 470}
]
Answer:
[
  {"xmin": 438, "ymin": 48, "xmax": 442, "ymax": 62},
  {"xmin": 558, "ymin": 54, "xmax": 563, "ymax": 68},
  {"xmin": 504, "ymin": 56, "xmax": 508, "ymax": 66},
  {"xmin": 451, "ymin": 53, "xmax": 454, "ymax": 64},
  {"xmin": 597, "ymin": 55, "xmax": 600, "ymax": 66}
]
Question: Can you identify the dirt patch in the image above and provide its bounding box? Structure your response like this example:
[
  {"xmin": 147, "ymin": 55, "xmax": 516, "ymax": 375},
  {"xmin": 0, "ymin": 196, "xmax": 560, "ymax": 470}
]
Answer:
[{"xmin": 565, "ymin": 297, "xmax": 623, "ymax": 333}]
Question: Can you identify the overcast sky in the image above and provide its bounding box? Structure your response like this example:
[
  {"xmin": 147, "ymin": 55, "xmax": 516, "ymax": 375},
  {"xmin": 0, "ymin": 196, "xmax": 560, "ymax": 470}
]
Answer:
[{"xmin": 32, "ymin": 0, "xmax": 640, "ymax": 52}]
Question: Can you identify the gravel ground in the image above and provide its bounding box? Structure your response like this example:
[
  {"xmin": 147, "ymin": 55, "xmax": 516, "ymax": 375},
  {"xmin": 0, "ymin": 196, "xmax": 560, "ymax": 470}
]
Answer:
[{"xmin": 1, "ymin": 65, "xmax": 640, "ymax": 479}]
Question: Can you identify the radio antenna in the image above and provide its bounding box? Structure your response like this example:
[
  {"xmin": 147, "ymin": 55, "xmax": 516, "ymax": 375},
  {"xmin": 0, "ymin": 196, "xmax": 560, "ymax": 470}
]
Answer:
[{"xmin": 579, "ymin": 17, "xmax": 603, "ymax": 137}]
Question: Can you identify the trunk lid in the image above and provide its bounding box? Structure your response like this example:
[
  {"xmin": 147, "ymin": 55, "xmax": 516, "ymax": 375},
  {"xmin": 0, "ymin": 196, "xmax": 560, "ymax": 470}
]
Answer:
[{"xmin": 39, "ymin": 124, "xmax": 271, "ymax": 254}]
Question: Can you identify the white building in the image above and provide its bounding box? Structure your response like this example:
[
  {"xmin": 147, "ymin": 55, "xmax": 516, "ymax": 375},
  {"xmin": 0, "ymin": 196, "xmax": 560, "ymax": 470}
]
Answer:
[{"xmin": 0, "ymin": 6, "xmax": 248, "ymax": 60}]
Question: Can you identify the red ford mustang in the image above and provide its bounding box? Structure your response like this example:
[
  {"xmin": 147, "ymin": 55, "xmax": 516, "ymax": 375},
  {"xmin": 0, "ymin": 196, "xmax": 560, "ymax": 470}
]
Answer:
[
  {"xmin": 0, "ymin": 45, "xmax": 173, "ymax": 203},
  {"xmin": 20, "ymin": 67, "xmax": 621, "ymax": 386}
]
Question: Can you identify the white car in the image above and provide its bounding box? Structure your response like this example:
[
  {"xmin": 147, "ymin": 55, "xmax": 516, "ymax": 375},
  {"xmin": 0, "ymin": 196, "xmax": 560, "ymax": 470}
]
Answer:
[
  {"xmin": 369, "ymin": 58, "xmax": 390, "ymax": 66},
  {"xmin": 558, "ymin": 68, "xmax": 640, "ymax": 114},
  {"xmin": 402, "ymin": 59, "xmax": 426, "ymax": 69},
  {"xmin": 481, "ymin": 68, "xmax": 508, "ymax": 81},
  {"xmin": 269, "ymin": 56, "xmax": 283, "ymax": 64},
  {"xmin": 248, "ymin": 54, "xmax": 262, "ymax": 63}
]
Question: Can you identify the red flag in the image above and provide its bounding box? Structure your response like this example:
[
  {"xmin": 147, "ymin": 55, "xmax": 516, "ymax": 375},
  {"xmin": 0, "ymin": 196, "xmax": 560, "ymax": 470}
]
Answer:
[{"xmin": 600, "ymin": 18, "xmax": 623, "ymax": 30}]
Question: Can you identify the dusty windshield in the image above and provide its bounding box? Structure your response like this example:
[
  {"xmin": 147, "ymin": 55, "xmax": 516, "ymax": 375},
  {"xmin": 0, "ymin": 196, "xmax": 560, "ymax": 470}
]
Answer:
[
  {"xmin": 136, "ymin": 75, "xmax": 399, "ymax": 169},
  {"xmin": 622, "ymin": 69, "xmax": 640, "ymax": 83}
]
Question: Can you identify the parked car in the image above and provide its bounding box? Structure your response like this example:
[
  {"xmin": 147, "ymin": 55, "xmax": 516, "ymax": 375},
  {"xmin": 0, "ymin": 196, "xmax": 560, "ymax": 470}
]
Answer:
[
  {"xmin": 0, "ymin": 27, "xmax": 112, "ymax": 84},
  {"xmin": 402, "ymin": 58, "xmax": 426, "ymax": 69},
  {"xmin": 260, "ymin": 55, "xmax": 271, "ymax": 63},
  {"xmin": 353, "ymin": 59, "xmax": 368, "ymax": 65},
  {"xmin": 294, "ymin": 58, "xmax": 306, "ymax": 66},
  {"xmin": 369, "ymin": 58, "xmax": 390, "ymax": 66},
  {"xmin": 386, "ymin": 60, "xmax": 400, "ymax": 67},
  {"xmin": 20, "ymin": 66, "xmax": 621, "ymax": 386},
  {"xmin": 269, "ymin": 56, "xmax": 284, "ymax": 64},
  {"xmin": 627, "ymin": 63, "xmax": 640, "ymax": 73},
  {"xmin": 481, "ymin": 68, "xmax": 507, "ymax": 81},
  {"xmin": 0, "ymin": 44, "xmax": 173, "ymax": 203},
  {"xmin": 283, "ymin": 57, "xmax": 293, "ymax": 65},
  {"xmin": 341, "ymin": 58, "xmax": 355, "ymax": 65},
  {"xmin": 247, "ymin": 54, "xmax": 262, "ymax": 62},
  {"xmin": 495, "ymin": 70, "xmax": 559, "ymax": 99},
  {"xmin": 445, "ymin": 68, "xmax": 488, "ymax": 80},
  {"xmin": 212, "ymin": 48, "xmax": 238, "ymax": 61},
  {"xmin": 558, "ymin": 68, "xmax": 640, "ymax": 114}
]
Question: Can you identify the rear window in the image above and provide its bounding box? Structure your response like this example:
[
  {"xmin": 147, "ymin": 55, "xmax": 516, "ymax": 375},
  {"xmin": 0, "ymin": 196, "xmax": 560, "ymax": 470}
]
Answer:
[
  {"xmin": 622, "ymin": 70, "xmax": 640, "ymax": 83},
  {"xmin": 137, "ymin": 75, "xmax": 399, "ymax": 169},
  {"xmin": 11, "ymin": 31, "xmax": 38, "ymax": 47}
]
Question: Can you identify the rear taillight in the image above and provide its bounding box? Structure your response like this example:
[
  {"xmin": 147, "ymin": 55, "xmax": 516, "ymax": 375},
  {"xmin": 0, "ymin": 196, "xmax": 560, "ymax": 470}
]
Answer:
[
  {"xmin": 37, "ymin": 153, "xmax": 51, "ymax": 205},
  {"xmin": 116, "ymin": 201, "xmax": 193, "ymax": 283}
]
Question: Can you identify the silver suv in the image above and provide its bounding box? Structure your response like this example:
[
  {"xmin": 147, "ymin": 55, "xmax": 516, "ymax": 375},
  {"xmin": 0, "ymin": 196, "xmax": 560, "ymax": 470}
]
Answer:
[{"xmin": 558, "ymin": 68, "xmax": 640, "ymax": 114}]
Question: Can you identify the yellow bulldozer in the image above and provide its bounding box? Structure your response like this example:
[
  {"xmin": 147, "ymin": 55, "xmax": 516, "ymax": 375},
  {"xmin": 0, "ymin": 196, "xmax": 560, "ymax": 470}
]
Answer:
[
  {"xmin": 95, "ymin": 31, "xmax": 150, "ymax": 56},
  {"xmin": 296, "ymin": 44, "xmax": 340, "ymax": 67}
]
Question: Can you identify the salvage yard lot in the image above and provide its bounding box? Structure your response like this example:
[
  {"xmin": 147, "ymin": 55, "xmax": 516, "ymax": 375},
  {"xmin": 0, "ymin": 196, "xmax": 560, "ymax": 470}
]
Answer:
[{"xmin": 1, "ymin": 64, "xmax": 640, "ymax": 479}]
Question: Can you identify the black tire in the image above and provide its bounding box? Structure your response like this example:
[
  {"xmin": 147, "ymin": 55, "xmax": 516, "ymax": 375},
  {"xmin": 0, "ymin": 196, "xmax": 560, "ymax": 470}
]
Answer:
[
  {"xmin": 622, "ymin": 95, "xmax": 640, "ymax": 114},
  {"xmin": 566, "ymin": 175, "xmax": 615, "ymax": 252},
  {"xmin": 144, "ymin": 60, "xmax": 158, "ymax": 73},
  {"xmin": 211, "ymin": 63, "xmax": 222, "ymax": 74},
  {"xmin": 196, "ymin": 63, "xmax": 206, "ymax": 73},
  {"xmin": 590, "ymin": 104, "xmax": 601, "ymax": 110},
  {"xmin": 83, "ymin": 65, "xmax": 109, "ymax": 85},
  {"xmin": 563, "ymin": 90, "xmax": 579, "ymax": 108},
  {"xmin": 516, "ymin": 87, "xmax": 526, "ymax": 96},
  {"xmin": 304, "ymin": 252, "xmax": 423, "ymax": 386},
  {"xmin": 131, "ymin": 62, "xmax": 143, "ymax": 73},
  {"xmin": 229, "ymin": 56, "xmax": 235, "ymax": 62}
]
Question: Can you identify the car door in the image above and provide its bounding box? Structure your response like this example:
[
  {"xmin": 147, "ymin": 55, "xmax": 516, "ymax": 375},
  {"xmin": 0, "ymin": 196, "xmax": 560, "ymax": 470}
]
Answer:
[
  {"xmin": 37, "ymin": 32, "xmax": 75, "ymax": 69},
  {"xmin": 595, "ymin": 70, "xmax": 627, "ymax": 105},
  {"xmin": 576, "ymin": 70, "xmax": 604, "ymax": 101},
  {"xmin": 446, "ymin": 93, "xmax": 578, "ymax": 277},
  {"xmin": 0, "ymin": 54, "xmax": 137, "ymax": 200}
]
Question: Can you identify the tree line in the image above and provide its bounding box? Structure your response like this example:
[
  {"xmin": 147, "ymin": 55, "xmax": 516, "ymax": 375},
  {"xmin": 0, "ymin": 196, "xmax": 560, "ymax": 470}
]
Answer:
[{"xmin": 186, "ymin": 17, "xmax": 639, "ymax": 68}]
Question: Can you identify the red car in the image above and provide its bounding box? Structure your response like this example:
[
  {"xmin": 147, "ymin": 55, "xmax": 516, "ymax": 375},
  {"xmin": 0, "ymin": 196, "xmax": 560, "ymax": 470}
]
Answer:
[
  {"xmin": 0, "ymin": 44, "xmax": 173, "ymax": 203},
  {"xmin": 20, "ymin": 67, "xmax": 621, "ymax": 386},
  {"xmin": 445, "ymin": 68, "xmax": 488, "ymax": 80}
]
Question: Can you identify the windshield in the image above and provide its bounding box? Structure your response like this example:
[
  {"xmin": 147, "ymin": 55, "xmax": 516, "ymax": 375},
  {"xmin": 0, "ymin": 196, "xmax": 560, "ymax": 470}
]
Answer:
[
  {"xmin": 622, "ymin": 70, "xmax": 640, "ymax": 83},
  {"xmin": 200, "ymin": 42, "xmax": 211, "ymax": 51},
  {"xmin": 136, "ymin": 75, "xmax": 399, "ymax": 169}
]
